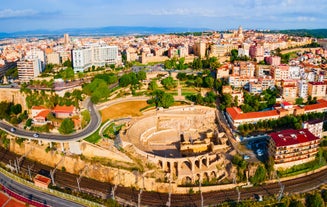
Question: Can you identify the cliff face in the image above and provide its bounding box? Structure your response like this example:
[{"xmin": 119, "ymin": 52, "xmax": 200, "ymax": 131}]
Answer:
[{"xmin": 0, "ymin": 88, "xmax": 27, "ymax": 111}]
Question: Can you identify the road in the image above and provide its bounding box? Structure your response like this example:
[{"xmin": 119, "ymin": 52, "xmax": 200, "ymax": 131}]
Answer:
[
  {"xmin": 0, "ymin": 171, "xmax": 84, "ymax": 207},
  {"xmin": 0, "ymin": 99, "xmax": 101, "ymax": 142}
]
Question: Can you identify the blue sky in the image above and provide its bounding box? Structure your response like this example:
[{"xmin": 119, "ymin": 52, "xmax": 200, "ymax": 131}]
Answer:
[{"xmin": 0, "ymin": 0, "xmax": 326, "ymax": 32}]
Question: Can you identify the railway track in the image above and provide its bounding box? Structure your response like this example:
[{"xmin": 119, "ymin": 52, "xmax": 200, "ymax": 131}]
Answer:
[{"xmin": 1, "ymin": 147, "xmax": 327, "ymax": 206}]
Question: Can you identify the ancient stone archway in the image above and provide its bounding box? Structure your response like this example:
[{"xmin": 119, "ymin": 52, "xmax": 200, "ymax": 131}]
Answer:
[
  {"xmin": 158, "ymin": 160, "xmax": 163, "ymax": 169},
  {"xmin": 167, "ymin": 162, "xmax": 171, "ymax": 172},
  {"xmin": 210, "ymin": 171, "xmax": 217, "ymax": 179},
  {"xmin": 182, "ymin": 176, "xmax": 192, "ymax": 185},
  {"xmin": 195, "ymin": 160, "xmax": 200, "ymax": 169},
  {"xmin": 181, "ymin": 160, "xmax": 192, "ymax": 171},
  {"xmin": 203, "ymin": 172, "xmax": 210, "ymax": 183},
  {"xmin": 202, "ymin": 157, "xmax": 208, "ymax": 168}
]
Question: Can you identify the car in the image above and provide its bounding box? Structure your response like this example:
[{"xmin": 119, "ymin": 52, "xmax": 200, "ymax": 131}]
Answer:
[
  {"xmin": 256, "ymin": 149, "xmax": 264, "ymax": 156},
  {"xmin": 10, "ymin": 127, "xmax": 16, "ymax": 132},
  {"xmin": 243, "ymin": 155, "xmax": 250, "ymax": 160},
  {"xmin": 33, "ymin": 133, "xmax": 39, "ymax": 138},
  {"xmin": 254, "ymin": 194, "xmax": 263, "ymax": 202}
]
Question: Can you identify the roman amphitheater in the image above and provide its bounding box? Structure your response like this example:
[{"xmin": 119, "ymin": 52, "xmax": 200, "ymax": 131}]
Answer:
[{"xmin": 119, "ymin": 105, "xmax": 233, "ymax": 185}]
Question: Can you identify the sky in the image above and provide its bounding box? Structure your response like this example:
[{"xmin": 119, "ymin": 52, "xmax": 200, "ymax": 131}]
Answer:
[{"xmin": 0, "ymin": 0, "xmax": 326, "ymax": 33}]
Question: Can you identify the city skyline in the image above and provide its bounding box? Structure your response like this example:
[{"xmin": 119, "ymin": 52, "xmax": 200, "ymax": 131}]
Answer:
[{"xmin": 0, "ymin": 0, "xmax": 326, "ymax": 33}]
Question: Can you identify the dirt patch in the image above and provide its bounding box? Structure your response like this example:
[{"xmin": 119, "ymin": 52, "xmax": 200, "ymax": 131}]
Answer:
[{"xmin": 100, "ymin": 101, "xmax": 149, "ymax": 122}]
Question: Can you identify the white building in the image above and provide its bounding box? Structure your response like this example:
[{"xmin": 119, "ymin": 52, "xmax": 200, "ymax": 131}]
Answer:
[
  {"xmin": 302, "ymin": 120, "xmax": 323, "ymax": 138},
  {"xmin": 26, "ymin": 49, "xmax": 46, "ymax": 70},
  {"xmin": 17, "ymin": 57, "xmax": 42, "ymax": 82},
  {"xmin": 297, "ymin": 80, "xmax": 308, "ymax": 98},
  {"xmin": 72, "ymin": 45, "xmax": 118, "ymax": 72},
  {"xmin": 289, "ymin": 66, "xmax": 304, "ymax": 80}
]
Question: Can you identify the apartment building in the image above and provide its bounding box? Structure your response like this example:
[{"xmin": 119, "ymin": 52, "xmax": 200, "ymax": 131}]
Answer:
[
  {"xmin": 271, "ymin": 65, "xmax": 289, "ymax": 83},
  {"xmin": 265, "ymin": 56, "xmax": 281, "ymax": 66},
  {"xmin": 297, "ymin": 80, "xmax": 308, "ymax": 99},
  {"xmin": 268, "ymin": 129, "xmax": 320, "ymax": 168},
  {"xmin": 46, "ymin": 52, "xmax": 60, "ymax": 65},
  {"xmin": 302, "ymin": 120, "xmax": 323, "ymax": 138},
  {"xmin": 17, "ymin": 58, "xmax": 42, "ymax": 82},
  {"xmin": 72, "ymin": 45, "xmax": 118, "ymax": 72},
  {"xmin": 308, "ymin": 82, "xmax": 327, "ymax": 99},
  {"xmin": 228, "ymin": 75, "xmax": 258, "ymax": 89},
  {"xmin": 216, "ymin": 64, "xmax": 230, "ymax": 79},
  {"xmin": 281, "ymin": 80, "xmax": 297, "ymax": 102}
]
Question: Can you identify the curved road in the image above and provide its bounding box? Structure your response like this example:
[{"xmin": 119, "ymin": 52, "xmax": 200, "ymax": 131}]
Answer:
[{"xmin": 0, "ymin": 99, "xmax": 101, "ymax": 142}]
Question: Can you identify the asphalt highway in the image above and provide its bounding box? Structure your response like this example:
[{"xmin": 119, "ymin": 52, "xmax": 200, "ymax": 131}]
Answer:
[{"xmin": 0, "ymin": 171, "xmax": 84, "ymax": 207}]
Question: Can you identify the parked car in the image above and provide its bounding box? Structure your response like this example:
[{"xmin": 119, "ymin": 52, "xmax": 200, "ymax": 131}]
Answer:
[
  {"xmin": 243, "ymin": 155, "xmax": 250, "ymax": 160},
  {"xmin": 256, "ymin": 149, "xmax": 263, "ymax": 156}
]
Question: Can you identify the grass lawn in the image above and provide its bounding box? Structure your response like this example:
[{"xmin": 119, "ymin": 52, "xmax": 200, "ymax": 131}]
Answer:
[{"xmin": 100, "ymin": 101, "xmax": 149, "ymax": 122}]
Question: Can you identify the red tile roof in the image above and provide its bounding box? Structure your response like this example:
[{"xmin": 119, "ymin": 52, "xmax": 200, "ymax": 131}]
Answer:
[
  {"xmin": 282, "ymin": 101, "xmax": 292, "ymax": 106},
  {"xmin": 226, "ymin": 107, "xmax": 279, "ymax": 120},
  {"xmin": 35, "ymin": 109, "xmax": 51, "ymax": 118},
  {"xmin": 269, "ymin": 129, "xmax": 319, "ymax": 147},
  {"xmin": 309, "ymin": 82, "xmax": 327, "ymax": 86},
  {"xmin": 53, "ymin": 105, "xmax": 74, "ymax": 113},
  {"xmin": 31, "ymin": 106, "xmax": 47, "ymax": 110},
  {"xmin": 34, "ymin": 174, "xmax": 51, "ymax": 185},
  {"xmin": 304, "ymin": 99, "xmax": 327, "ymax": 112}
]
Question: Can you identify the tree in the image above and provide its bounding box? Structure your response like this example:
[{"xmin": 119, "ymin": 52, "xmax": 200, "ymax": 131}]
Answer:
[
  {"xmin": 63, "ymin": 60, "xmax": 72, "ymax": 67},
  {"xmin": 321, "ymin": 190, "xmax": 327, "ymax": 203},
  {"xmin": 136, "ymin": 70, "xmax": 147, "ymax": 81},
  {"xmin": 10, "ymin": 104, "xmax": 22, "ymax": 115},
  {"xmin": 305, "ymin": 192, "xmax": 324, "ymax": 207},
  {"xmin": 150, "ymin": 90, "xmax": 174, "ymax": 108},
  {"xmin": 194, "ymin": 76, "xmax": 203, "ymax": 88},
  {"xmin": 289, "ymin": 199, "xmax": 304, "ymax": 207},
  {"xmin": 230, "ymin": 49, "xmax": 238, "ymax": 62},
  {"xmin": 296, "ymin": 97, "xmax": 304, "ymax": 105},
  {"xmin": 250, "ymin": 165, "xmax": 266, "ymax": 185},
  {"xmin": 192, "ymin": 57, "xmax": 202, "ymax": 70},
  {"xmin": 161, "ymin": 93, "xmax": 174, "ymax": 108},
  {"xmin": 58, "ymin": 118, "xmax": 75, "ymax": 134},
  {"xmin": 177, "ymin": 72, "xmax": 187, "ymax": 81},
  {"xmin": 148, "ymin": 80, "xmax": 158, "ymax": 91},
  {"xmin": 204, "ymin": 76, "xmax": 214, "ymax": 89},
  {"xmin": 161, "ymin": 77, "xmax": 176, "ymax": 90}
]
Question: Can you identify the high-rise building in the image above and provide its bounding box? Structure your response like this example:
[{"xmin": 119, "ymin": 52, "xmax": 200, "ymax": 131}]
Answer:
[
  {"xmin": 72, "ymin": 45, "xmax": 118, "ymax": 72},
  {"xmin": 64, "ymin": 33, "xmax": 70, "ymax": 45},
  {"xmin": 17, "ymin": 58, "xmax": 42, "ymax": 82}
]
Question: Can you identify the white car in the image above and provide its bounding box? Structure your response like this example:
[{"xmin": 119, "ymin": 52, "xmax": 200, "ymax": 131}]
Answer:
[
  {"xmin": 10, "ymin": 127, "xmax": 16, "ymax": 132},
  {"xmin": 257, "ymin": 149, "xmax": 263, "ymax": 156},
  {"xmin": 33, "ymin": 133, "xmax": 39, "ymax": 138}
]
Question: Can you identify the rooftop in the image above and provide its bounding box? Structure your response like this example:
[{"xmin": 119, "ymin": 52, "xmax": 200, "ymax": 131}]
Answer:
[
  {"xmin": 53, "ymin": 105, "xmax": 74, "ymax": 113},
  {"xmin": 226, "ymin": 107, "xmax": 279, "ymax": 120},
  {"xmin": 269, "ymin": 129, "xmax": 319, "ymax": 147}
]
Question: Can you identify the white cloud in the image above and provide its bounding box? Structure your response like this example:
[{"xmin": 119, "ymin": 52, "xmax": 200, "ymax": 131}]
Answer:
[{"xmin": 0, "ymin": 9, "xmax": 37, "ymax": 18}]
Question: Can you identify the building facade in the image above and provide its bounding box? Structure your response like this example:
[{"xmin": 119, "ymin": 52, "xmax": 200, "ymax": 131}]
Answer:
[
  {"xmin": 72, "ymin": 45, "xmax": 119, "ymax": 72},
  {"xmin": 268, "ymin": 129, "xmax": 320, "ymax": 169},
  {"xmin": 17, "ymin": 58, "xmax": 42, "ymax": 82},
  {"xmin": 308, "ymin": 82, "xmax": 327, "ymax": 99}
]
